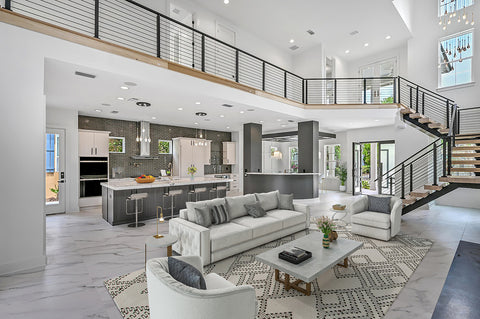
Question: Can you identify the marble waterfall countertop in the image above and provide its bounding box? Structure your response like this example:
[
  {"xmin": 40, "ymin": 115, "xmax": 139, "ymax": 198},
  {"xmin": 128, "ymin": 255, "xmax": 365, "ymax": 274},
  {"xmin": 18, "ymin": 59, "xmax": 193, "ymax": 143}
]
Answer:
[
  {"xmin": 245, "ymin": 172, "xmax": 321, "ymax": 175},
  {"xmin": 100, "ymin": 176, "xmax": 233, "ymax": 191}
]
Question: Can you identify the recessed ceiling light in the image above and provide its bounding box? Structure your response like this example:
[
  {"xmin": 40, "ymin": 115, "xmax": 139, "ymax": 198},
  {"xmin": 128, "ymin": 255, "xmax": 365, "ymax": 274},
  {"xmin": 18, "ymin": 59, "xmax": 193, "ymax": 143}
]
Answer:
[
  {"xmin": 345, "ymin": 50, "xmax": 350, "ymax": 54},
  {"xmin": 195, "ymin": 102, "xmax": 201, "ymax": 105},
  {"xmin": 136, "ymin": 101, "xmax": 151, "ymax": 107},
  {"xmin": 364, "ymin": 43, "xmax": 369, "ymax": 47},
  {"xmin": 240, "ymin": 111, "xmax": 245, "ymax": 114},
  {"xmin": 224, "ymin": 0, "xmax": 229, "ymax": 4},
  {"xmin": 152, "ymin": 117, "xmax": 157, "ymax": 120},
  {"xmin": 194, "ymin": 122, "xmax": 199, "ymax": 125},
  {"xmin": 196, "ymin": 112, "xmax": 207, "ymax": 117},
  {"xmin": 281, "ymin": 124, "xmax": 287, "ymax": 127},
  {"xmin": 385, "ymin": 35, "xmax": 391, "ymax": 40},
  {"xmin": 220, "ymin": 115, "xmax": 225, "ymax": 118},
  {"xmin": 289, "ymin": 39, "xmax": 295, "ymax": 43},
  {"xmin": 120, "ymin": 86, "xmax": 129, "ymax": 90},
  {"xmin": 177, "ymin": 107, "xmax": 183, "ymax": 111},
  {"xmin": 95, "ymin": 109, "xmax": 102, "ymax": 112},
  {"xmin": 260, "ymin": 120, "xmax": 264, "ymax": 123},
  {"xmin": 124, "ymin": 82, "xmax": 137, "ymax": 86},
  {"xmin": 226, "ymin": 126, "xmax": 230, "ymax": 129},
  {"xmin": 117, "ymin": 97, "xmax": 125, "ymax": 100},
  {"xmin": 374, "ymin": 119, "xmax": 380, "ymax": 122},
  {"xmin": 277, "ymin": 119, "xmax": 282, "ymax": 122}
]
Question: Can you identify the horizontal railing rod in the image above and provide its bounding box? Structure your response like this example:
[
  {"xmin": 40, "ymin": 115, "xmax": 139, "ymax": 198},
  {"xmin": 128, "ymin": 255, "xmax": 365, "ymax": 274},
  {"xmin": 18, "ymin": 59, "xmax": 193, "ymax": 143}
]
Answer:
[
  {"xmin": 306, "ymin": 77, "xmax": 396, "ymax": 81},
  {"xmin": 399, "ymin": 76, "xmax": 454, "ymax": 103}
]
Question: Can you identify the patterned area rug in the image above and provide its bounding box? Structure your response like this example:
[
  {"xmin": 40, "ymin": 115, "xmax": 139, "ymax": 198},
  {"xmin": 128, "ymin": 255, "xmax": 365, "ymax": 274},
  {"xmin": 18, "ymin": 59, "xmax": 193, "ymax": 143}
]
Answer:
[{"xmin": 105, "ymin": 230, "xmax": 432, "ymax": 319}]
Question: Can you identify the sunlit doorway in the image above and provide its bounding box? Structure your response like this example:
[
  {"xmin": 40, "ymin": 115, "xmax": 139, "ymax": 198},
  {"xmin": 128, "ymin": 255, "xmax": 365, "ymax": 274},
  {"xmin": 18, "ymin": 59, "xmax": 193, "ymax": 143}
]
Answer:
[{"xmin": 45, "ymin": 128, "xmax": 66, "ymax": 215}]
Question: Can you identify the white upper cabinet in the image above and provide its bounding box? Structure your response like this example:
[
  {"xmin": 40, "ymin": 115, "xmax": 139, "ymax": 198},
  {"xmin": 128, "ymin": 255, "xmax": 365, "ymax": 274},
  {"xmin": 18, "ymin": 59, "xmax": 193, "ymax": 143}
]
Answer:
[
  {"xmin": 173, "ymin": 138, "xmax": 211, "ymax": 177},
  {"xmin": 79, "ymin": 130, "xmax": 110, "ymax": 157},
  {"xmin": 223, "ymin": 141, "xmax": 236, "ymax": 164}
]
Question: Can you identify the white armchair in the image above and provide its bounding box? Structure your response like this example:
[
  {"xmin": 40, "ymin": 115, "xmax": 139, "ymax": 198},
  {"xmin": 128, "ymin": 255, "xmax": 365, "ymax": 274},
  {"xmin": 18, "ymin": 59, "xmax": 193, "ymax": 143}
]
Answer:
[
  {"xmin": 349, "ymin": 195, "xmax": 402, "ymax": 241},
  {"xmin": 146, "ymin": 256, "xmax": 257, "ymax": 319}
]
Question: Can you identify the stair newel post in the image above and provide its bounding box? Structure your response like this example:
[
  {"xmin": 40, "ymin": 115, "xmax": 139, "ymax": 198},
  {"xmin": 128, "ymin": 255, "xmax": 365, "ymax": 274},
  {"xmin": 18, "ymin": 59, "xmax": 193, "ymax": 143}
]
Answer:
[
  {"xmin": 401, "ymin": 163, "xmax": 405, "ymax": 199},
  {"xmin": 409, "ymin": 86, "xmax": 413, "ymax": 109},
  {"xmin": 447, "ymin": 137, "xmax": 452, "ymax": 176},
  {"xmin": 433, "ymin": 142, "xmax": 438, "ymax": 186},
  {"xmin": 409, "ymin": 164, "xmax": 413, "ymax": 193},
  {"xmin": 442, "ymin": 138, "xmax": 447, "ymax": 177},
  {"xmin": 5, "ymin": 0, "xmax": 11, "ymax": 10},
  {"xmin": 397, "ymin": 77, "xmax": 401, "ymax": 104},
  {"xmin": 363, "ymin": 78, "xmax": 367, "ymax": 104},
  {"xmin": 422, "ymin": 92, "xmax": 425, "ymax": 115},
  {"xmin": 415, "ymin": 86, "xmax": 419, "ymax": 113},
  {"xmin": 393, "ymin": 77, "xmax": 397, "ymax": 103},
  {"xmin": 446, "ymin": 100, "xmax": 450, "ymax": 129}
]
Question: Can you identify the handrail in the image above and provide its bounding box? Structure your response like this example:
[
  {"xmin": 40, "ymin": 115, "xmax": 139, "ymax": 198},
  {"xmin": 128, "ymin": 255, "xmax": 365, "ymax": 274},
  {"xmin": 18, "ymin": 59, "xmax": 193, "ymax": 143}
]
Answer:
[
  {"xmin": 374, "ymin": 138, "xmax": 443, "ymax": 182},
  {"xmin": 306, "ymin": 77, "xmax": 395, "ymax": 81},
  {"xmin": 404, "ymin": 83, "xmax": 450, "ymax": 104},
  {"xmin": 398, "ymin": 76, "xmax": 454, "ymax": 103}
]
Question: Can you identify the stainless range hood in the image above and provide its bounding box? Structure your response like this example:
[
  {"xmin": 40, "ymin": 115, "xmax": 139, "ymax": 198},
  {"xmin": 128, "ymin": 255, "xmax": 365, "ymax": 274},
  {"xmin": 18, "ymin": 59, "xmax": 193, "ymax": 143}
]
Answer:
[{"xmin": 131, "ymin": 121, "xmax": 159, "ymax": 159}]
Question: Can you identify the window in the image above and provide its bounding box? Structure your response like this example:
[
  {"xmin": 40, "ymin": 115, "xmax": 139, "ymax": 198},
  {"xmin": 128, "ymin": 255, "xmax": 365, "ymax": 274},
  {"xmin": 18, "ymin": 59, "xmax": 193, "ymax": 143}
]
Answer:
[
  {"xmin": 324, "ymin": 144, "xmax": 341, "ymax": 177},
  {"xmin": 438, "ymin": 31, "xmax": 473, "ymax": 88},
  {"xmin": 109, "ymin": 137, "xmax": 125, "ymax": 153},
  {"xmin": 158, "ymin": 140, "xmax": 172, "ymax": 154},
  {"xmin": 439, "ymin": 0, "xmax": 474, "ymax": 17}
]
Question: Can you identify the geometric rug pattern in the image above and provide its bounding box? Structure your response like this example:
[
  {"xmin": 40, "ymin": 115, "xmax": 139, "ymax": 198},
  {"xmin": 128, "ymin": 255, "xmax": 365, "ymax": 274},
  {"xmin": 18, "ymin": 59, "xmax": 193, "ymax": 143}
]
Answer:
[{"xmin": 105, "ymin": 230, "xmax": 432, "ymax": 319}]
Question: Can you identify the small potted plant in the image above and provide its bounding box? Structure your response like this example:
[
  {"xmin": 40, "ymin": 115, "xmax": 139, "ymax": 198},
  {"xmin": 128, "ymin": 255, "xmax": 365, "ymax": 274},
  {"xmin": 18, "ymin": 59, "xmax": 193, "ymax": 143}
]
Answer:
[
  {"xmin": 335, "ymin": 163, "xmax": 347, "ymax": 192},
  {"xmin": 316, "ymin": 216, "xmax": 335, "ymax": 248},
  {"xmin": 187, "ymin": 165, "xmax": 197, "ymax": 180}
]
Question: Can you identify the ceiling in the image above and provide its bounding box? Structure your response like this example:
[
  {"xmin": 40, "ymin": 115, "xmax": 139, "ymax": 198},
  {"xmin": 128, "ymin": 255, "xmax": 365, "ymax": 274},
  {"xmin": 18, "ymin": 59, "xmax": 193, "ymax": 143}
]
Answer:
[
  {"xmin": 45, "ymin": 59, "xmax": 398, "ymax": 133},
  {"xmin": 193, "ymin": 0, "xmax": 411, "ymax": 61}
]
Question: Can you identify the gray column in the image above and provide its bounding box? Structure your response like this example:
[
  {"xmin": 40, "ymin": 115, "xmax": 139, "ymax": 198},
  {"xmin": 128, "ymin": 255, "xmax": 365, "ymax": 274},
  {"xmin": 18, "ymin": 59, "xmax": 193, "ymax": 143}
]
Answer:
[
  {"xmin": 298, "ymin": 121, "xmax": 319, "ymax": 173},
  {"xmin": 243, "ymin": 123, "xmax": 262, "ymax": 173}
]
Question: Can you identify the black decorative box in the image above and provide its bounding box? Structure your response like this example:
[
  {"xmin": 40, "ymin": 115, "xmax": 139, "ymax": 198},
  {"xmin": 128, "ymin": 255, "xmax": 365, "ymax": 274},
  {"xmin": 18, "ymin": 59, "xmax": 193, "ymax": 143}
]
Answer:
[{"xmin": 279, "ymin": 250, "xmax": 312, "ymax": 264}]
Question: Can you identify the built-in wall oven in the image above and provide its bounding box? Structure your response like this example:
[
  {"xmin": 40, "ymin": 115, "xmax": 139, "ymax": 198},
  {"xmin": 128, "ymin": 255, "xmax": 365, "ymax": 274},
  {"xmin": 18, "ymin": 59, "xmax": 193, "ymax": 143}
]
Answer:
[{"xmin": 80, "ymin": 157, "xmax": 108, "ymax": 198}]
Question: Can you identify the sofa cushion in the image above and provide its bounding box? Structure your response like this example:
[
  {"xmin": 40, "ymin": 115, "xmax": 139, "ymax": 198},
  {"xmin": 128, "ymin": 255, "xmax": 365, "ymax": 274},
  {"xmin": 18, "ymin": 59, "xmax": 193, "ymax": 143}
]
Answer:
[
  {"xmin": 186, "ymin": 198, "xmax": 225, "ymax": 222},
  {"xmin": 168, "ymin": 257, "xmax": 206, "ymax": 290},
  {"xmin": 367, "ymin": 195, "xmax": 391, "ymax": 214},
  {"xmin": 210, "ymin": 223, "xmax": 252, "ymax": 252},
  {"xmin": 231, "ymin": 216, "xmax": 283, "ymax": 238},
  {"xmin": 245, "ymin": 201, "xmax": 266, "ymax": 218},
  {"xmin": 277, "ymin": 193, "xmax": 294, "ymax": 210},
  {"xmin": 351, "ymin": 211, "xmax": 391, "ymax": 229},
  {"xmin": 211, "ymin": 204, "xmax": 230, "ymax": 225},
  {"xmin": 266, "ymin": 209, "xmax": 305, "ymax": 228},
  {"xmin": 255, "ymin": 191, "xmax": 279, "ymax": 211},
  {"xmin": 225, "ymin": 194, "xmax": 256, "ymax": 219},
  {"xmin": 193, "ymin": 206, "xmax": 212, "ymax": 227},
  {"xmin": 204, "ymin": 273, "xmax": 235, "ymax": 290}
]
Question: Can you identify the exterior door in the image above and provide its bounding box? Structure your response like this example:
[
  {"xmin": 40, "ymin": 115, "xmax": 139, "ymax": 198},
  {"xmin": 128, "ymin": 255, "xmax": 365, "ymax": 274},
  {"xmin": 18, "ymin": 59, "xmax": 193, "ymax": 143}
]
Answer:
[
  {"xmin": 359, "ymin": 58, "xmax": 397, "ymax": 104},
  {"xmin": 378, "ymin": 142, "xmax": 395, "ymax": 195},
  {"xmin": 45, "ymin": 128, "xmax": 66, "ymax": 215},
  {"xmin": 352, "ymin": 142, "xmax": 362, "ymax": 195}
]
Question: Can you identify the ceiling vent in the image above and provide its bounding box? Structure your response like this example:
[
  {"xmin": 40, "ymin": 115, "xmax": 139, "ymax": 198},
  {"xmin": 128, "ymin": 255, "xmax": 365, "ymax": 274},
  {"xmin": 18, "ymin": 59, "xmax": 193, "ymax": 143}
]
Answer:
[
  {"xmin": 349, "ymin": 30, "xmax": 359, "ymax": 36},
  {"xmin": 128, "ymin": 98, "xmax": 139, "ymax": 102},
  {"xmin": 111, "ymin": 110, "xmax": 119, "ymax": 114},
  {"xmin": 289, "ymin": 45, "xmax": 299, "ymax": 51},
  {"xmin": 222, "ymin": 103, "xmax": 233, "ymax": 108},
  {"xmin": 306, "ymin": 29, "xmax": 315, "ymax": 35},
  {"xmin": 172, "ymin": 8, "xmax": 180, "ymax": 14},
  {"xmin": 136, "ymin": 102, "xmax": 151, "ymax": 107},
  {"xmin": 75, "ymin": 71, "xmax": 96, "ymax": 79}
]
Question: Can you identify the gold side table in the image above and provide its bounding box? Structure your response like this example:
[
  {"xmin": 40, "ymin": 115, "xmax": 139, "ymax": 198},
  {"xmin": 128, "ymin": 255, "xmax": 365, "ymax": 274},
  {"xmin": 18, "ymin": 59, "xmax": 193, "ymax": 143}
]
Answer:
[{"xmin": 145, "ymin": 234, "xmax": 178, "ymax": 270}]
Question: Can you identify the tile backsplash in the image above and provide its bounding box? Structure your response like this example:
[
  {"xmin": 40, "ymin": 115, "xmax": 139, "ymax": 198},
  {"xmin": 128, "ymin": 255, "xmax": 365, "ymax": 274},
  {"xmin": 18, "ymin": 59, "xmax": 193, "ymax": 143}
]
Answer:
[{"xmin": 78, "ymin": 116, "xmax": 232, "ymax": 178}]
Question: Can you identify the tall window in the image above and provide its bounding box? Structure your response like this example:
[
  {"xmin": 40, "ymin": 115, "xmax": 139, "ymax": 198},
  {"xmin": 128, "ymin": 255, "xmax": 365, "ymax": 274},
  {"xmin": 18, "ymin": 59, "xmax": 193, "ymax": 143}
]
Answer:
[
  {"xmin": 439, "ymin": 0, "xmax": 474, "ymax": 17},
  {"xmin": 324, "ymin": 144, "xmax": 340, "ymax": 177},
  {"xmin": 438, "ymin": 31, "xmax": 473, "ymax": 88}
]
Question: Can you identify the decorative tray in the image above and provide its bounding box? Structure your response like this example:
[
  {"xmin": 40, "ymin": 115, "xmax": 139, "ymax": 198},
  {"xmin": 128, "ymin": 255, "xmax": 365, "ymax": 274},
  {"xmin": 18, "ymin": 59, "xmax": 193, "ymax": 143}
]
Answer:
[{"xmin": 279, "ymin": 250, "xmax": 312, "ymax": 265}]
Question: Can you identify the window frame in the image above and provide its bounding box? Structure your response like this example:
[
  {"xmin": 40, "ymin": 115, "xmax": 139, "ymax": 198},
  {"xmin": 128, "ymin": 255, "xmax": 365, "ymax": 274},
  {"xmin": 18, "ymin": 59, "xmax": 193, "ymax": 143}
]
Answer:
[{"xmin": 438, "ymin": 0, "xmax": 474, "ymax": 17}]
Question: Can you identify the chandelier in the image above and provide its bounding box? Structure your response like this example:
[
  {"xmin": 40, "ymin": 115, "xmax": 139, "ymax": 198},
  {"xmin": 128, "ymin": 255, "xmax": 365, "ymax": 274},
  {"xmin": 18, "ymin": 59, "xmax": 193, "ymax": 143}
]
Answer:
[{"xmin": 439, "ymin": 0, "xmax": 475, "ymax": 30}]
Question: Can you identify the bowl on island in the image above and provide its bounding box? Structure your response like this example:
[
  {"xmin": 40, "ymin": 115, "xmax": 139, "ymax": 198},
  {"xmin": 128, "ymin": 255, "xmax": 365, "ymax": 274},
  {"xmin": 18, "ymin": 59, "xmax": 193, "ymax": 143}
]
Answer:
[{"xmin": 135, "ymin": 174, "xmax": 156, "ymax": 183}]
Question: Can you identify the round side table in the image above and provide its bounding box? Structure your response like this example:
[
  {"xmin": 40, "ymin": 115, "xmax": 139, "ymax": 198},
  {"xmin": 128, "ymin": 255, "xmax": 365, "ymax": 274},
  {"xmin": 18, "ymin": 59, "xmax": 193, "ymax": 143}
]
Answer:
[
  {"xmin": 330, "ymin": 208, "xmax": 349, "ymax": 229},
  {"xmin": 145, "ymin": 234, "xmax": 178, "ymax": 270}
]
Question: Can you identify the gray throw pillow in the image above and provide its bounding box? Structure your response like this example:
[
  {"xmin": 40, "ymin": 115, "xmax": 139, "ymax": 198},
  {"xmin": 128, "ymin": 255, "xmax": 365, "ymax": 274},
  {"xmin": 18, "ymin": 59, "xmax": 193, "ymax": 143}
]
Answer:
[
  {"xmin": 225, "ymin": 194, "xmax": 256, "ymax": 219},
  {"xmin": 186, "ymin": 198, "xmax": 225, "ymax": 222},
  {"xmin": 244, "ymin": 201, "xmax": 266, "ymax": 218},
  {"xmin": 278, "ymin": 193, "xmax": 294, "ymax": 210},
  {"xmin": 255, "ymin": 190, "xmax": 279, "ymax": 211},
  {"xmin": 193, "ymin": 206, "xmax": 212, "ymax": 227},
  {"xmin": 367, "ymin": 195, "xmax": 391, "ymax": 214},
  {"xmin": 168, "ymin": 257, "xmax": 206, "ymax": 290},
  {"xmin": 211, "ymin": 204, "xmax": 230, "ymax": 225}
]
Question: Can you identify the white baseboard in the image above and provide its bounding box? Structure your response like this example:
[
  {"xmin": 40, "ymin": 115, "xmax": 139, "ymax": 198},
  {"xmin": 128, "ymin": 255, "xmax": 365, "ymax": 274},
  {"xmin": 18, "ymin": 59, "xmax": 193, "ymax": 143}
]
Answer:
[{"xmin": 0, "ymin": 255, "xmax": 47, "ymax": 276}]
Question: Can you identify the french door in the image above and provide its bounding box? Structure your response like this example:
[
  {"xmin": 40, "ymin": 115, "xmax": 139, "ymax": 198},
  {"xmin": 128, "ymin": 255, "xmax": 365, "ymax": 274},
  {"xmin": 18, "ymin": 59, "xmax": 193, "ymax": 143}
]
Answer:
[
  {"xmin": 352, "ymin": 142, "xmax": 362, "ymax": 195},
  {"xmin": 359, "ymin": 58, "xmax": 397, "ymax": 104},
  {"xmin": 45, "ymin": 128, "xmax": 66, "ymax": 215}
]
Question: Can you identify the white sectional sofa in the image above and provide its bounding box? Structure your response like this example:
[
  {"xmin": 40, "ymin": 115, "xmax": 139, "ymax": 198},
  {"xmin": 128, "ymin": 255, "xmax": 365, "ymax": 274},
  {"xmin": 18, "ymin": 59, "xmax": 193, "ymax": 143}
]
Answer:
[{"xmin": 169, "ymin": 191, "xmax": 310, "ymax": 265}]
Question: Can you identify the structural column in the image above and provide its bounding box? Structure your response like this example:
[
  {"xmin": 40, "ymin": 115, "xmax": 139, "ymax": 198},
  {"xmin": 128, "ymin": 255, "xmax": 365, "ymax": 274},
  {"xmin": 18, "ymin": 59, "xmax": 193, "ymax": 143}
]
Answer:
[
  {"xmin": 243, "ymin": 123, "xmax": 262, "ymax": 173},
  {"xmin": 298, "ymin": 121, "xmax": 319, "ymax": 173}
]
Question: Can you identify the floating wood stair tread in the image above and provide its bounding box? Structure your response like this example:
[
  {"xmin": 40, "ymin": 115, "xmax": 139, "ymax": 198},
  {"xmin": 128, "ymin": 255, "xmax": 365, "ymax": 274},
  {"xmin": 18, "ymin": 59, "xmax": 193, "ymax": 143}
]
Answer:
[
  {"xmin": 451, "ymin": 167, "xmax": 480, "ymax": 172},
  {"xmin": 402, "ymin": 197, "xmax": 417, "ymax": 205},
  {"xmin": 418, "ymin": 117, "xmax": 432, "ymax": 124},
  {"xmin": 455, "ymin": 134, "xmax": 480, "ymax": 140},
  {"xmin": 409, "ymin": 191, "xmax": 429, "ymax": 198},
  {"xmin": 438, "ymin": 128, "xmax": 449, "ymax": 134},
  {"xmin": 452, "ymin": 146, "xmax": 480, "ymax": 151},
  {"xmin": 451, "ymin": 160, "xmax": 480, "ymax": 165},
  {"xmin": 424, "ymin": 184, "xmax": 445, "ymax": 191},
  {"xmin": 409, "ymin": 113, "xmax": 423, "ymax": 119},
  {"xmin": 400, "ymin": 108, "xmax": 415, "ymax": 114},
  {"xmin": 451, "ymin": 153, "xmax": 480, "ymax": 158},
  {"xmin": 455, "ymin": 139, "xmax": 480, "ymax": 145},
  {"xmin": 428, "ymin": 122, "xmax": 444, "ymax": 129},
  {"xmin": 439, "ymin": 176, "xmax": 480, "ymax": 184}
]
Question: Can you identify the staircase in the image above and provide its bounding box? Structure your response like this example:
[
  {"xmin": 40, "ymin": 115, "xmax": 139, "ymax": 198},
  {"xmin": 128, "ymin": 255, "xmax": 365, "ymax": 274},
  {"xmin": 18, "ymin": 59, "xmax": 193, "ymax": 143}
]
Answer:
[{"xmin": 377, "ymin": 80, "xmax": 480, "ymax": 214}]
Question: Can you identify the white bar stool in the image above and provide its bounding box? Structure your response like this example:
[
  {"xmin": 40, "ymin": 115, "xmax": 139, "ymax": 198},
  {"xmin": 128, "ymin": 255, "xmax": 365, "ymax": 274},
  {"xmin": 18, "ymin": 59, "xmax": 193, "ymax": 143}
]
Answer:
[
  {"xmin": 163, "ymin": 189, "xmax": 183, "ymax": 219},
  {"xmin": 126, "ymin": 192, "xmax": 148, "ymax": 227},
  {"xmin": 188, "ymin": 186, "xmax": 208, "ymax": 202}
]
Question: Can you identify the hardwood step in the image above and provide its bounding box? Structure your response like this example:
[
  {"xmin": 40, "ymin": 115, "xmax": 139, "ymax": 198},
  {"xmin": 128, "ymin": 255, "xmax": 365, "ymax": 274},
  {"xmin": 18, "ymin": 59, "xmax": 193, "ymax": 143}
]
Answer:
[
  {"xmin": 452, "ymin": 146, "xmax": 480, "ymax": 151},
  {"xmin": 424, "ymin": 184, "xmax": 445, "ymax": 191},
  {"xmin": 438, "ymin": 128, "xmax": 449, "ymax": 134},
  {"xmin": 455, "ymin": 134, "xmax": 480, "ymax": 140},
  {"xmin": 451, "ymin": 167, "xmax": 480, "ymax": 172},
  {"xmin": 451, "ymin": 160, "xmax": 480, "ymax": 165},
  {"xmin": 409, "ymin": 113, "xmax": 423, "ymax": 119},
  {"xmin": 401, "ymin": 108, "xmax": 414, "ymax": 114},
  {"xmin": 402, "ymin": 196, "xmax": 417, "ymax": 205},
  {"xmin": 428, "ymin": 122, "xmax": 444, "ymax": 129},
  {"xmin": 439, "ymin": 176, "xmax": 480, "ymax": 184},
  {"xmin": 455, "ymin": 139, "xmax": 480, "ymax": 145},
  {"xmin": 451, "ymin": 153, "xmax": 480, "ymax": 158},
  {"xmin": 409, "ymin": 191, "xmax": 429, "ymax": 198},
  {"xmin": 418, "ymin": 117, "xmax": 432, "ymax": 124}
]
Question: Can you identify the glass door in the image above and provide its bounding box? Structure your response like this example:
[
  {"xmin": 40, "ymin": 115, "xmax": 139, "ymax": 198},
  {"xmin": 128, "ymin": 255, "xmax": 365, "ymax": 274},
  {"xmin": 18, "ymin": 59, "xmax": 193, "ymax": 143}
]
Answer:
[
  {"xmin": 378, "ymin": 142, "xmax": 395, "ymax": 195},
  {"xmin": 352, "ymin": 142, "xmax": 362, "ymax": 195},
  {"xmin": 45, "ymin": 128, "xmax": 66, "ymax": 215},
  {"xmin": 359, "ymin": 58, "xmax": 397, "ymax": 104}
]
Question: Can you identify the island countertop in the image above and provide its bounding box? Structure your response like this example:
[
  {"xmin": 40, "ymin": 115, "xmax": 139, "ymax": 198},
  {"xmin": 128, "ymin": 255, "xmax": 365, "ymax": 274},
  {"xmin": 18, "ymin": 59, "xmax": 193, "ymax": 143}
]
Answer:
[
  {"xmin": 245, "ymin": 172, "xmax": 321, "ymax": 175},
  {"xmin": 100, "ymin": 177, "xmax": 233, "ymax": 191}
]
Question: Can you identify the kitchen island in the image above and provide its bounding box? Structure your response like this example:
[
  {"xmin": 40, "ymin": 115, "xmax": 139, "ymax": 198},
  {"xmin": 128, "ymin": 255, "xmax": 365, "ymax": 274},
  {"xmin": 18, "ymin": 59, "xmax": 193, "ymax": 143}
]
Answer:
[
  {"xmin": 101, "ymin": 177, "xmax": 232, "ymax": 225},
  {"xmin": 244, "ymin": 172, "xmax": 319, "ymax": 199}
]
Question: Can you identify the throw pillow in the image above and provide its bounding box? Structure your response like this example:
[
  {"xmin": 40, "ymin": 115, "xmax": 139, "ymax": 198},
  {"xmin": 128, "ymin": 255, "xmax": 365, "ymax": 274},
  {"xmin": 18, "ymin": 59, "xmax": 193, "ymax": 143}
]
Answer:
[
  {"xmin": 211, "ymin": 204, "xmax": 230, "ymax": 225},
  {"xmin": 255, "ymin": 190, "xmax": 279, "ymax": 211},
  {"xmin": 277, "ymin": 193, "xmax": 294, "ymax": 210},
  {"xmin": 193, "ymin": 206, "xmax": 212, "ymax": 227},
  {"xmin": 225, "ymin": 194, "xmax": 256, "ymax": 219},
  {"xmin": 244, "ymin": 201, "xmax": 266, "ymax": 218},
  {"xmin": 168, "ymin": 257, "xmax": 206, "ymax": 290},
  {"xmin": 367, "ymin": 195, "xmax": 391, "ymax": 214},
  {"xmin": 186, "ymin": 198, "xmax": 225, "ymax": 222}
]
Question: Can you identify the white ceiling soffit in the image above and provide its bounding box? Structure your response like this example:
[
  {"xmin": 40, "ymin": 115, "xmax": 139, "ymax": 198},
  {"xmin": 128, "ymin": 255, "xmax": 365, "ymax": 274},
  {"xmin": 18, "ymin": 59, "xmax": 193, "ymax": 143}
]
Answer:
[
  {"xmin": 192, "ymin": 0, "xmax": 411, "ymax": 61},
  {"xmin": 44, "ymin": 59, "xmax": 397, "ymax": 133}
]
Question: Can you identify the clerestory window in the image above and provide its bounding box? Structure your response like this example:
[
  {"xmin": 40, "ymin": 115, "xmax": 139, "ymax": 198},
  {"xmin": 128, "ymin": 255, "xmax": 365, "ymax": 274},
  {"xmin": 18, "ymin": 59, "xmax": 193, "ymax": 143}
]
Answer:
[{"xmin": 438, "ymin": 31, "xmax": 473, "ymax": 88}]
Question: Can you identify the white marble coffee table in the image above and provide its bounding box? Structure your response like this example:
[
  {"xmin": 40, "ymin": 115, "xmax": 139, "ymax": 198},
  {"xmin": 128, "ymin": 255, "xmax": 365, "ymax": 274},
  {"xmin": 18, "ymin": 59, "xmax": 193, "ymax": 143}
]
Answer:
[{"xmin": 255, "ymin": 232, "xmax": 363, "ymax": 296}]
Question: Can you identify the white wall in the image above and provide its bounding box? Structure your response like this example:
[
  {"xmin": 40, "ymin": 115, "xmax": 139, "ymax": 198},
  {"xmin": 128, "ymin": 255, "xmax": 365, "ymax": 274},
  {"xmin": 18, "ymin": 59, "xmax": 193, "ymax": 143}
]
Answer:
[
  {"xmin": 293, "ymin": 44, "xmax": 323, "ymax": 78},
  {"xmin": 435, "ymin": 188, "xmax": 480, "ymax": 209},
  {"xmin": 346, "ymin": 44, "xmax": 409, "ymax": 77},
  {"xmin": 46, "ymin": 107, "xmax": 79, "ymax": 213}
]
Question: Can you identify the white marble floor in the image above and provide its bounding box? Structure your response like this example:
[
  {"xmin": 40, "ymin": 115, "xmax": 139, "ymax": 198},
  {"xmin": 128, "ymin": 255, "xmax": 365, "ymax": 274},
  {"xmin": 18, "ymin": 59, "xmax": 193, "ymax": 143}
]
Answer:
[{"xmin": 1, "ymin": 192, "xmax": 479, "ymax": 319}]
